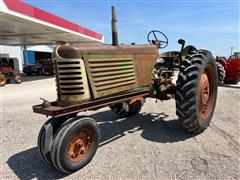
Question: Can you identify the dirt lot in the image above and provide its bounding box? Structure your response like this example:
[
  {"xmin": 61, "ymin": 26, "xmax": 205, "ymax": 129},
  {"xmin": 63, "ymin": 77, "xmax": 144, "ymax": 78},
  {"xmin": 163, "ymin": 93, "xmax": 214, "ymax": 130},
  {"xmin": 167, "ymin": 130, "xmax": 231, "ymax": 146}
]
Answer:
[{"xmin": 1, "ymin": 76, "xmax": 239, "ymax": 180}]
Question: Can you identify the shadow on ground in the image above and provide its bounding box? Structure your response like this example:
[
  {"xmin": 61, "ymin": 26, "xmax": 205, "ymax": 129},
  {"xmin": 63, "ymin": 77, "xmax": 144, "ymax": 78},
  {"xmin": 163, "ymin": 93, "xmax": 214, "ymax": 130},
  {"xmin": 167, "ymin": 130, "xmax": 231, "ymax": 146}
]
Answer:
[
  {"xmin": 8, "ymin": 110, "xmax": 195, "ymax": 179},
  {"xmin": 219, "ymin": 83, "xmax": 240, "ymax": 89},
  {"xmin": 7, "ymin": 147, "xmax": 66, "ymax": 180},
  {"xmin": 91, "ymin": 110, "xmax": 195, "ymax": 146}
]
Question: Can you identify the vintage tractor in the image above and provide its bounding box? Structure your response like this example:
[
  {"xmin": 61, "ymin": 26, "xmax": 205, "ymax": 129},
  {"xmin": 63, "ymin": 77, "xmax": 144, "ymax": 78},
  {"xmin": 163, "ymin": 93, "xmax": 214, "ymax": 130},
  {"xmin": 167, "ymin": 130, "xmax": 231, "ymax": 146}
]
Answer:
[
  {"xmin": 33, "ymin": 7, "xmax": 218, "ymax": 174},
  {"xmin": 216, "ymin": 52, "xmax": 240, "ymax": 84},
  {"xmin": 0, "ymin": 57, "xmax": 22, "ymax": 87},
  {"xmin": 23, "ymin": 59, "xmax": 54, "ymax": 76}
]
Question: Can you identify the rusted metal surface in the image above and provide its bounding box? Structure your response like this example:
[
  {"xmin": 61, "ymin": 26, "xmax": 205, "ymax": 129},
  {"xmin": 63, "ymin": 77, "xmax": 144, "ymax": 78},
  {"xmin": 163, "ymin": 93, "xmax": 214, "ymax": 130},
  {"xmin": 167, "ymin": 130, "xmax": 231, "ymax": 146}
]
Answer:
[
  {"xmin": 33, "ymin": 89, "xmax": 149, "ymax": 117},
  {"xmin": 53, "ymin": 46, "xmax": 62, "ymax": 103},
  {"xmin": 57, "ymin": 44, "xmax": 158, "ymax": 58},
  {"xmin": 54, "ymin": 43, "xmax": 158, "ymax": 106},
  {"xmin": 57, "ymin": 44, "xmax": 83, "ymax": 59},
  {"xmin": 54, "ymin": 46, "xmax": 91, "ymax": 106},
  {"xmin": 84, "ymin": 54, "xmax": 138, "ymax": 98},
  {"xmin": 159, "ymin": 51, "xmax": 179, "ymax": 59},
  {"xmin": 40, "ymin": 98, "xmax": 51, "ymax": 108},
  {"xmin": 198, "ymin": 64, "xmax": 215, "ymax": 120},
  {"xmin": 68, "ymin": 128, "xmax": 93, "ymax": 162},
  {"xmin": 133, "ymin": 54, "xmax": 158, "ymax": 86}
]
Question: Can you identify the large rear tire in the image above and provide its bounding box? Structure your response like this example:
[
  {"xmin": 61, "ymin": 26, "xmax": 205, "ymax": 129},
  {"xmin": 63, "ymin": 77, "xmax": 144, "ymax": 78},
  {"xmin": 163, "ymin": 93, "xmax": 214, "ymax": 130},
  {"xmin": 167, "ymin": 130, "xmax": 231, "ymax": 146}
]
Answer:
[
  {"xmin": 51, "ymin": 117, "xmax": 100, "ymax": 174},
  {"xmin": 216, "ymin": 62, "xmax": 225, "ymax": 85},
  {"xmin": 175, "ymin": 50, "xmax": 218, "ymax": 133}
]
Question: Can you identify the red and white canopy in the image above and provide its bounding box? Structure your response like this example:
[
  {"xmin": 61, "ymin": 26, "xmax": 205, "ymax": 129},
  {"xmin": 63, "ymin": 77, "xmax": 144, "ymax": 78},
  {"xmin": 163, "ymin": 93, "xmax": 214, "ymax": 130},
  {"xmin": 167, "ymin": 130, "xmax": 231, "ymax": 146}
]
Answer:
[{"xmin": 0, "ymin": 0, "xmax": 104, "ymax": 45}]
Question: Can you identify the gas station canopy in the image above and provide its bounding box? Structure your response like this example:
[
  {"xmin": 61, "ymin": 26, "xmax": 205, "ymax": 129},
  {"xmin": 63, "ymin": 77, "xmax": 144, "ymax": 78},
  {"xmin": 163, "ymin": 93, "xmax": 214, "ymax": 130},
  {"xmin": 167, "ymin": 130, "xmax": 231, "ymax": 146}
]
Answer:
[{"xmin": 0, "ymin": 0, "xmax": 104, "ymax": 45}]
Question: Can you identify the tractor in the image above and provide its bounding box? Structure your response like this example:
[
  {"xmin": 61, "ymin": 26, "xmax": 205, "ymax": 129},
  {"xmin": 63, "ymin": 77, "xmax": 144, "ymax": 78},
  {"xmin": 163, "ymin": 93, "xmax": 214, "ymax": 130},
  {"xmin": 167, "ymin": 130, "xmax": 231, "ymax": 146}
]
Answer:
[
  {"xmin": 32, "ymin": 6, "xmax": 218, "ymax": 174},
  {"xmin": 0, "ymin": 57, "xmax": 22, "ymax": 87},
  {"xmin": 23, "ymin": 58, "xmax": 54, "ymax": 76},
  {"xmin": 216, "ymin": 52, "xmax": 240, "ymax": 84}
]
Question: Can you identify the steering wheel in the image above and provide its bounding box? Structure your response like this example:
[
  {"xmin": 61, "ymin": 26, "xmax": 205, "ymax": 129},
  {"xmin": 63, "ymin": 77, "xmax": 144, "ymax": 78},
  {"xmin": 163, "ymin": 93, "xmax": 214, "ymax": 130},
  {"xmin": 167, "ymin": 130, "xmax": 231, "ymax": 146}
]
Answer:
[{"xmin": 147, "ymin": 30, "xmax": 168, "ymax": 49}]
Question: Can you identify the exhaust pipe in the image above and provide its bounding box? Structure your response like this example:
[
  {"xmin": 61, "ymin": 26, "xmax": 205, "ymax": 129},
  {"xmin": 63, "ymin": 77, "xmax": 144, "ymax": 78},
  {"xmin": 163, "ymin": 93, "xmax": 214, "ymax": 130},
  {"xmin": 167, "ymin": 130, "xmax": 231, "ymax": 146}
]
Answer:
[{"xmin": 111, "ymin": 6, "xmax": 118, "ymax": 46}]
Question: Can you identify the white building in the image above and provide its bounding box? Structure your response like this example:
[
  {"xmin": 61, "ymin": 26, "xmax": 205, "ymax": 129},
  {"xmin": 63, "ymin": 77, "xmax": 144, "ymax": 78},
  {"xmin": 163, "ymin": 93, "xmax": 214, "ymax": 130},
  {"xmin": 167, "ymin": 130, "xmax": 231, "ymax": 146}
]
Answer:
[
  {"xmin": 0, "ymin": 45, "xmax": 54, "ymax": 72},
  {"xmin": 0, "ymin": 0, "xmax": 103, "ymax": 72}
]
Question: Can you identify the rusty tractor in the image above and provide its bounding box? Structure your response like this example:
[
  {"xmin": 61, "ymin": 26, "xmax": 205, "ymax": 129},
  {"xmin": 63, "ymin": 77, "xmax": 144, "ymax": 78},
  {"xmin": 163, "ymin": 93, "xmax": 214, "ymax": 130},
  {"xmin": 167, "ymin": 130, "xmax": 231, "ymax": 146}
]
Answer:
[
  {"xmin": 33, "ymin": 7, "xmax": 218, "ymax": 174},
  {"xmin": 0, "ymin": 57, "xmax": 22, "ymax": 87}
]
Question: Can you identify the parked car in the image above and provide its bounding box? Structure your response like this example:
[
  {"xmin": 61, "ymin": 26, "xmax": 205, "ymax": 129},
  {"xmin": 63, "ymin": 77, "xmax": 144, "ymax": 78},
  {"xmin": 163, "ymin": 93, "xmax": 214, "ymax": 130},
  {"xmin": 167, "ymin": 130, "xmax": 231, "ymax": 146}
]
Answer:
[{"xmin": 23, "ymin": 59, "xmax": 54, "ymax": 76}]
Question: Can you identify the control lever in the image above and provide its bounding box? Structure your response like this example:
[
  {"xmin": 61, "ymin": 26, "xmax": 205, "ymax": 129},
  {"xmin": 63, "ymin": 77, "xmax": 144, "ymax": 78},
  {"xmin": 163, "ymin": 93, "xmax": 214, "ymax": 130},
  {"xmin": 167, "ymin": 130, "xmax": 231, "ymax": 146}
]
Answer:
[{"xmin": 178, "ymin": 39, "xmax": 185, "ymax": 64}]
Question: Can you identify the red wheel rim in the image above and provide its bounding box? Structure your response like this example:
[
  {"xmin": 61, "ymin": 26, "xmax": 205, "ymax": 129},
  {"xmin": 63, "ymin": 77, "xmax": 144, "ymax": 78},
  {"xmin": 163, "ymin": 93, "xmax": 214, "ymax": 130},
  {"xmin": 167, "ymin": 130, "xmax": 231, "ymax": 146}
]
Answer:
[
  {"xmin": 67, "ymin": 128, "xmax": 93, "ymax": 162},
  {"xmin": 198, "ymin": 64, "xmax": 215, "ymax": 120}
]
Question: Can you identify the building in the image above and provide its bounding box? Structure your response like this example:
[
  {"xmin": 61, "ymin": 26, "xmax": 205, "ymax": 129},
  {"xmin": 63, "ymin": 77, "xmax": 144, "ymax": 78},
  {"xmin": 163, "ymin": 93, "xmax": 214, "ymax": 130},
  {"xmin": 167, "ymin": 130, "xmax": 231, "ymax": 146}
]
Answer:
[{"xmin": 0, "ymin": 0, "xmax": 104, "ymax": 72}]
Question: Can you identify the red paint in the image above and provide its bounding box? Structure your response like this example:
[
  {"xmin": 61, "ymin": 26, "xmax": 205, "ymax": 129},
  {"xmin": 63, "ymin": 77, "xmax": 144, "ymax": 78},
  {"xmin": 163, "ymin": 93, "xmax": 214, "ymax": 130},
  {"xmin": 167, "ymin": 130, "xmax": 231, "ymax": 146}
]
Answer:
[
  {"xmin": 3, "ymin": 0, "xmax": 103, "ymax": 41},
  {"xmin": 217, "ymin": 57, "xmax": 240, "ymax": 84}
]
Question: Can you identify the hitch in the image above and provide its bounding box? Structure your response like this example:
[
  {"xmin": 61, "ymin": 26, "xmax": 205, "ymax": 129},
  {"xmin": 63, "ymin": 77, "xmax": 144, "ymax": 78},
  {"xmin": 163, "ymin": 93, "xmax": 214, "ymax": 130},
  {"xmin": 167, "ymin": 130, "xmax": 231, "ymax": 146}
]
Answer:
[{"xmin": 40, "ymin": 98, "xmax": 51, "ymax": 108}]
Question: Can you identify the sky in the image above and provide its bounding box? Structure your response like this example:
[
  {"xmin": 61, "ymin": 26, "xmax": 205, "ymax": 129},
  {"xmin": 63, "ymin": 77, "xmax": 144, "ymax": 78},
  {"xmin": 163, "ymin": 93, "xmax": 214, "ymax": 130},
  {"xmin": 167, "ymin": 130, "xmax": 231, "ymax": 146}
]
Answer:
[{"xmin": 24, "ymin": 0, "xmax": 239, "ymax": 57}]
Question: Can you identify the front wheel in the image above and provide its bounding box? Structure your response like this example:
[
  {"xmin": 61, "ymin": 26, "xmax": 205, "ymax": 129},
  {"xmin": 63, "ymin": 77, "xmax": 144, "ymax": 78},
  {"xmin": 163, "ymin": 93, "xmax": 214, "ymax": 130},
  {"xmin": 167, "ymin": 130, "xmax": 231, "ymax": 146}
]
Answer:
[
  {"xmin": 50, "ymin": 117, "xmax": 100, "ymax": 174},
  {"xmin": 175, "ymin": 50, "xmax": 218, "ymax": 133},
  {"xmin": 38, "ymin": 117, "xmax": 68, "ymax": 165}
]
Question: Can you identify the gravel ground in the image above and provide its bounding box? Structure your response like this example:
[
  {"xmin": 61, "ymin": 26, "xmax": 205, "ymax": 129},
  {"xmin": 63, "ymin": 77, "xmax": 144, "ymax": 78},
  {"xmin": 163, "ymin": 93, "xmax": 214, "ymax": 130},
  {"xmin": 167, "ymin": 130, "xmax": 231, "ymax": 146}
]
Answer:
[{"xmin": 1, "ymin": 75, "xmax": 239, "ymax": 180}]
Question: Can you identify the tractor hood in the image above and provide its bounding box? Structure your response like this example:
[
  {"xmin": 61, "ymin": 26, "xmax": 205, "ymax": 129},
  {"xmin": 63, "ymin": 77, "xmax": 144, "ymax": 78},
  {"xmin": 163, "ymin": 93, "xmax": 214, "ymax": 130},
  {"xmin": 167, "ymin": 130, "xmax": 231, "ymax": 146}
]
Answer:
[{"xmin": 56, "ymin": 43, "xmax": 159, "ymax": 59}]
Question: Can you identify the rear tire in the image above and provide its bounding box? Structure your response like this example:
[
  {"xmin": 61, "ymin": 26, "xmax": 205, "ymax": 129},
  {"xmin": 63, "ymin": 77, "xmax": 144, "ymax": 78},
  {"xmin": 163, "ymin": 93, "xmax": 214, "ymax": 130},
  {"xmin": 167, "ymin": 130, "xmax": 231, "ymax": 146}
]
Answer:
[
  {"xmin": 51, "ymin": 117, "xmax": 100, "ymax": 174},
  {"xmin": 0, "ymin": 75, "xmax": 7, "ymax": 87},
  {"xmin": 175, "ymin": 50, "xmax": 218, "ymax": 133},
  {"xmin": 42, "ymin": 64, "xmax": 53, "ymax": 76},
  {"xmin": 216, "ymin": 62, "xmax": 225, "ymax": 84},
  {"xmin": 109, "ymin": 99, "xmax": 143, "ymax": 118}
]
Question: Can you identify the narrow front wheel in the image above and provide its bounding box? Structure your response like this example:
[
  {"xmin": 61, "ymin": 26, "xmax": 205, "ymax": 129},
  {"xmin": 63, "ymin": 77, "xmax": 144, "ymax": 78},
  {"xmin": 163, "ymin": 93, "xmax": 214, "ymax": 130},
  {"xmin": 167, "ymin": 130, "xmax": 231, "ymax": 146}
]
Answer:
[
  {"xmin": 51, "ymin": 117, "xmax": 100, "ymax": 174},
  {"xmin": 38, "ymin": 117, "xmax": 68, "ymax": 165}
]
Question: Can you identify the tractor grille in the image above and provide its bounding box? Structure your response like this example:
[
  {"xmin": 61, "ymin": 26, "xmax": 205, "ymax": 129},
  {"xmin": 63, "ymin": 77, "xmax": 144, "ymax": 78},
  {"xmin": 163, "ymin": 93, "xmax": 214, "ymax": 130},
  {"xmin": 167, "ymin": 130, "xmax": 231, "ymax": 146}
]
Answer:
[
  {"xmin": 85, "ymin": 55, "xmax": 138, "ymax": 97},
  {"xmin": 57, "ymin": 60, "xmax": 84, "ymax": 95},
  {"xmin": 55, "ymin": 57, "xmax": 90, "ymax": 106}
]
